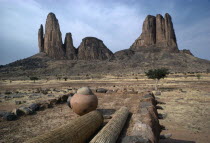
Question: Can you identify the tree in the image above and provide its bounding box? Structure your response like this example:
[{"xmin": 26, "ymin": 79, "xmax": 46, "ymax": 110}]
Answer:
[
  {"xmin": 63, "ymin": 77, "xmax": 68, "ymax": 81},
  {"xmin": 196, "ymin": 74, "xmax": 201, "ymax": 80},
  {"xmin": 30, "ymin": 77, "xmax": 39, "ymax": 83},
  {"xmin": 145, "ymin": 68, "xmax": 169, "ymax": 90}
]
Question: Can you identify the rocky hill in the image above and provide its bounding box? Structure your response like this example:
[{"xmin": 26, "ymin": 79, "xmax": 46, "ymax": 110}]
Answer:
[{"xmin": 1, "ymin": 12, "xmax": 210, "ymax": 79}]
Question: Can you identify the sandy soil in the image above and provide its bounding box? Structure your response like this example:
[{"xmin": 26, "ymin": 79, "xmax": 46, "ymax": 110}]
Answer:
[{"xmin": 0, "ymin": 74, "xmax": 210, "ymax": 143}]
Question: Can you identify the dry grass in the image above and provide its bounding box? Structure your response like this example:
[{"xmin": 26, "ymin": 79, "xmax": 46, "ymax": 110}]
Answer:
[{"xmin": 0, "ymin": 73, "xmax": 210, "ymax": 143}]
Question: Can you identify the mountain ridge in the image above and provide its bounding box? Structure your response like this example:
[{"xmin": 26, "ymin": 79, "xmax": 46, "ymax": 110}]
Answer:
[{"xmin": 0, "ymin": 12, "xmax": 210, "ymax": 79}]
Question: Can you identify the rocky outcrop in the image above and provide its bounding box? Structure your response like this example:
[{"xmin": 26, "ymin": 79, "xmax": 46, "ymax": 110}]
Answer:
[
  {"xmin": 44, "ymin": 13, "xmax": 65, "ymax": 59},
  {"xmin": 78, "ymin": 37, "xmax": 114, "ymax": 60},
  {"xmin": 64, "ymin": 33, "xmax": 77, "ymax": 60},
  {"xmin": 180, "ymin": 49, "xmax": 194, "ymax": 56},
  {"xmin": 114, "ymin": 49, "xmax": 135, "ymax": 60},
  {"xmin": 130, "ymin": 13, "xmax": 179, "ymax": 52},
  {"xmin": 38, "ymin": 24, "xmax": 44, "ymax": 52}
]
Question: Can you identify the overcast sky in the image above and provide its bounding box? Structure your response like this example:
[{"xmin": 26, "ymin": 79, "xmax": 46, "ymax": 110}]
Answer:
[{"xmin": 1, "ymin": 0, "xmax": 210, "ymax": 65}]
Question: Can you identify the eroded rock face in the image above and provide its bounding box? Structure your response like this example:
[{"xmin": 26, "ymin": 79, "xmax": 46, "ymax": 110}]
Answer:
[
  {"xmin": 38, "ymin": 24, "xmax": 44, "ymax": 52},
  {"xmin": 78, "ymin": 37, "xmax": 114, "ymax": 60},
  {"xmin": 140, "ymin": 15, "xmax": 156, "ymax": 46},
  {"xmin": 44, "ymin": 13, "xmax": 64, "ymax": 59},
  {"xmin": 164, "ymin": 13, "xmax": 178, "ymax": 51},
  {"xmin": 64, "ymin": 33, "xmax": 77, "ymax": 60},
  {"xmin": 130, "ymin": 13, "xmax": 179, "ymax": 52},
  {"xmin": 156, "ymin": 14, "xmax": 166, "ymax": 45}
]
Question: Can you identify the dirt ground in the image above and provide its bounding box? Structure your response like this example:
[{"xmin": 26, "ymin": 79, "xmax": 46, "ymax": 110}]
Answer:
[{"xmin": 0, "ymin": 74, "xmax": 210, "ymax": 143}]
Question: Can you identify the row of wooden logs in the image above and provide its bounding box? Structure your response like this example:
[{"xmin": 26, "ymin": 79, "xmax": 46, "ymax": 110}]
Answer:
[{"xmin": 26, "ymin": 93, "xmax": 162, "ymax": 143}]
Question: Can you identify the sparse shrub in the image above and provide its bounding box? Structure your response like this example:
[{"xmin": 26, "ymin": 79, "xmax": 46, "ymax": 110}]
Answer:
[
  {"xmin": 183, "ymin": 73, "xmax": 187, "ymax": 79},
  {"xmin": 5, "ymin": 91, "xmax": 12, "ymax": 94},
  {"xmin": 145, "ymin": 68, "xmax": 169, "ymax": 90},
  {"xmin": 63, "ymin": 77, "xmax": 68, "ymax": 81},
  {"xmin": 30, "ymin": 77, "xmax": 39, "ymax": 83},
  {"xmin": 196, "ymin": 74, "xmax": 201, "ymax": 80},
  {"xmin": 57, "ymin": 76, "xmax": 61, "ymax": 80},
  {"xmin": 135, "ymin": 77, "xmax": 138, "ymax": 81}
]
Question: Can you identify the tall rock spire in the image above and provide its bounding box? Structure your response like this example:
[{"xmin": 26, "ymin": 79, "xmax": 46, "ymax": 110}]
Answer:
[
  {"xmin": 141, "ymin": 15, "xmax": 156, "ymax": 46},
  {"xmin": 64, "ymin": 33, "xmax": 77, "ymax": 60},
  {"xmin": 130, "ymin": 13, "xmax": 179, "ymax": 52},
  {"xmin": 44, "ymin": 12, "xmax": 64, "ymax": 59},
  {"xmin": 156, "ymin": 14, "xmax": 166, "ymax": 44},
  {"xmin": 164, "ymin": 13, "xmax": 177, "ymax": 48},
  {"xmin": 38, "ymin": 24, "xmax": 44, "ymax": 52}
]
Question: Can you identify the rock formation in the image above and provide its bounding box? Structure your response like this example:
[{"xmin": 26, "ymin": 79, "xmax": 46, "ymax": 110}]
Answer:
[
  {"xmin": 38, "ymin": 24, "xmax": 44, "ymax": 52},
  {"xmin": 44, "ymin": 13, "xmax": 65, "ymax": 59},
  {"xmin": 37, "ymin": 12, "xmax": 197, "ymax": 63},
  {"xmin": 130, "ymin": 13, "xmax": 179, "ymax": 52},
  {"xmin": 38, "ymin": 13, "xmax": 113, "ymax": 60},
  {"xmin": 64, "ymin": 33, "xmax": 77, "ymax": 60},
  {"xmin": 180, "ymin": 49, "xmax": 194, "ymax": 56},
  {"xmin": 78, "ymin": 37, "xmax": 114, "ymax": 60},
  {"xmin": 137, "ymin": 15, "xmax": 156, "ymax": 46},
  {"xmin": 114, "ymin": 49, "xmax": 135, "ymax": 60}
]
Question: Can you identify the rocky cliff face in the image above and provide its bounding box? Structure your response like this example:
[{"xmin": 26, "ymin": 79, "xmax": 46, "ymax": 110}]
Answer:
[
  {"xmin": 44, "ymin": 13, "xmax": 65, "ymax": 59},
  {"xmin": 130, "ymin": 13, "xmax": 179, "ymax": 52},
  {"xmin": 38, "ymin": 24, "xmax": 44, "ymax": 52},
  {"xmin": 78, "ymin": 37, "xmax": 114, "ymax": 60},
  {"xmin": 64, "ymin": 33, "xmax": 77, "ymax": 60}
]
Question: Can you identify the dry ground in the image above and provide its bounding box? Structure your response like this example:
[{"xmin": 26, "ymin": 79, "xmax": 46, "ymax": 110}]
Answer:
[{"xmin": 0, "ymin": 74, "xmax": 210, "ymax": 143}]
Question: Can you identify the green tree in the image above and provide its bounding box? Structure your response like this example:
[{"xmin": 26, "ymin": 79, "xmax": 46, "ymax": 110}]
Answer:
[
  {"xmin": 196, "ymin": 74, "xmax": 201, "ymax": 80},
  {"xmin": 30, "ymin": 77, "xmax": 39, "ymax": 83},
  {"xmin": 63, "ymin": 77, "xmax": 68, "ymax": 81},
  {"xmin": 145, "ymin": 68, "xmax": 169, "ymax": 90}
]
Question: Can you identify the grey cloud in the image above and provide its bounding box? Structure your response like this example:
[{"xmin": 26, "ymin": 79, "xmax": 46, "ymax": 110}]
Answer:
[{"xmin": 0, "ymin": 0, "xmax": 210, "ymax": 65}]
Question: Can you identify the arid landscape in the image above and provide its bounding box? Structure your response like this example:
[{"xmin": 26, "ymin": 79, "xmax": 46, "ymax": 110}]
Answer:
[
  {"xmin": 1, "ymin": 1, "xmax": 210, "ymax": 143},
  {"xmin": 0, "ymin": 73, "xmax": 210, "ymax": 143}
]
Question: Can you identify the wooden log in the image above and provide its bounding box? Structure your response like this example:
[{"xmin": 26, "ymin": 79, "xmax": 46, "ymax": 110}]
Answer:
[
  {"xmin": 90, "ymin": 107, "xmax": 129, "ymax": 143},
  {"xmin": 26, "ymin": 110, "xmax": 103, "ymax": 143}
]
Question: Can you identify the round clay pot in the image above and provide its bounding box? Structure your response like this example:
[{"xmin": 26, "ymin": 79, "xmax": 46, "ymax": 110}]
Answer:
[{"xmin": 70, "ymin": 93, "xmax": 98, "ymax": 116}]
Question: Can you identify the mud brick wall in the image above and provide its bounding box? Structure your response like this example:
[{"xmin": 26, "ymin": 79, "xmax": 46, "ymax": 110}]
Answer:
[{"xmin": 122, "ymin": 93, "xmax": 161, "ymax": 143}]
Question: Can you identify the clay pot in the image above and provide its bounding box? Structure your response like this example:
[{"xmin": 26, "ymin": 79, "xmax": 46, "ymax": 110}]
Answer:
[{"xmin": 70, "ymin": 93, "xmax": 98, "ymax": 116}]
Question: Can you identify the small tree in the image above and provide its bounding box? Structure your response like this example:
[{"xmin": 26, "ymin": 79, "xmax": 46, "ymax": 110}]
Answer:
[
  {"xmin": 63, "ymin": 77, "xmax": 68, "ymax": 81},
  {"xmin": 145, "ymin": 68, "xmax": 169, "ymax": 90},
  {"xmin": 196, "ymin": 74, "xmax": 201, "ymax": 80},
  {"xmin": 30, "ymin": 77, "xmax": 39, "ymax": 83}
]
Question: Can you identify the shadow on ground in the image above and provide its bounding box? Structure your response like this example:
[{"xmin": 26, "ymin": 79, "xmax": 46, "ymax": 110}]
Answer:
[
  {"xmin": 97, "ymin": 109, "xmax": 116, "ymax": 116},
  {"xmin": 160, "ymin": 138, "xmax": 195, "ymax": 143}
]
